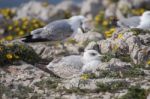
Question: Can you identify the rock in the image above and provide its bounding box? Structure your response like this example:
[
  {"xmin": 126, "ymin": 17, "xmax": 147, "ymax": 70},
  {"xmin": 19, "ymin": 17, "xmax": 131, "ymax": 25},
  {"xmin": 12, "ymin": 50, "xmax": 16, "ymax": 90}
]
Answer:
[
  {"xmin": 102, "ymin": 0, "xmax": 113, "ymax": 8},
  {"xmin": 131, "ymin": 45, "xmax": 150, "ymax": 64},
  {"xmin": 74, "ymin": 31, "xmax": 104, "ymax": 44},
  {"xmin": 108, "ymin": 58, "xmax": 131, "ymax": 70},
  {"xmin": 99, "ymin": 39, "xmax": 112, "ymax": 54},
  {"xmin": 81, "ymin": 0, "xmax": 103, "ymax": 18},
  {"xmin": 105, "ymin": 3, "xmax": 117, "ymax": 18},
  {"xmin": 138, "ymin": 33, "xmax": 150, "ymax": 46},
  {"xmin": 29, "ymin": 42, "xmax": 66, "ymax": 59},
  {"xmin": 117, "ymin": 0, "xmax": 132, "ymax": 15},
  {"xmin": 14, "ymin": 1, "xmax": 54, "ymax": 21}
]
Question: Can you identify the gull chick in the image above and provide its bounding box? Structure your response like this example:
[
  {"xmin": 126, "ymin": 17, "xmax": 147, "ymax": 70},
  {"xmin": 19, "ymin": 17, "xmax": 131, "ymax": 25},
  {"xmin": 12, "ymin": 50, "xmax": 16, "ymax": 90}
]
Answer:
[
  {"xmin": 46, "ymin": 50, "xmax": 101, "ymax": 78},
  {"xmin": 22, "ymin": 15, "xmax": 87, "ymax": 42},
  {"xmin": 82, "ymin": 50, "xmax": 102, "ymax": 73},
  {"xmin": 117, "ymin": 11, "xmax": 150, "ymax": 30}
]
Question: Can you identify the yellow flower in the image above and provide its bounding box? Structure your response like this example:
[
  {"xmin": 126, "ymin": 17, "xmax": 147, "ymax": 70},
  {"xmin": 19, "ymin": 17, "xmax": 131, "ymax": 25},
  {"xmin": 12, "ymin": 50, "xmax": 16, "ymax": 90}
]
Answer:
[
  {"xmin": 14, "ymin": 20, "xmax": 19, "ymax": 26},
  {"xmin": 34, "ymin": 24, "xmax": 39, "ymax": 28},
  {"xmin": 102, "ymin": 20, "xmax": 109, "ymax": 26},
  {"xmin": 6, "ymin": 43, "xmax": 13, "ymax": 47},
  {"xmin": 105, "ymin": 31, "xmax": 112, "ymax": 38},
  {"xmin": 110, "ymin": 28, "xmax": 115, "ymax": 32},
  {"xmin": 140, "ymin": 8, "xmax": 145, "ymax": 14},
  {"xmin": 14, "ymin": 54, "xmax": 19, "ymax": 59},
  {"xmin": 0, "ymin": 38, "xmax": 5, "ymax": 43},
  {"xmin": 147, "ymin": 60, "xmax": 150, "ymax": 65},
  {"xmin": 113, "ymin": 44, "xmax": 119, "ymax": 51},
  {"xmin": 80, "ymin": 74, "xmax": 89, "ymax": 80},
  {"xmin": 95, "ymin": 15, "xmax": 101, "ymax": 22},
  {"xmin": 18, "ymin": 31, "xmax": 24, "ymax": 36},
  {"xmin": 6, "ymin": 53, "xmax": 13, "ymax": 59},
  {"xmin": 32, "ymin": 19, "xmax": 37, "ymax": 23},
  {"xmin": 5, "ymin": 35, "xmax": 13, "ymax": 41},
  {"xmin": 21, "ymin": 17, "xmax": 28, "ymax": 22},
  {"xmin": 8, "ymin": 26, "xmax": 13, "ymax": 30},
  {"xmin": 0, "ymin": 47, "xmax": 3, "ymax": 51},
  {"xmin": 117, "ymin": 34, "xmax": 123, "ymax": 39}
]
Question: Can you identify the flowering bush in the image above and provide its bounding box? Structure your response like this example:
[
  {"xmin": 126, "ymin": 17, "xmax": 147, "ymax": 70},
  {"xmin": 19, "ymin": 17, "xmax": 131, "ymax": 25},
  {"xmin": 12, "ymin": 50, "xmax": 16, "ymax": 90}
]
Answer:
[
  {"xmin": 0, "ymin": 42, "xmax": 40, "ymax": 66},
  {"xmin": 94, "ymin": 11, "xmax": 117, "ymax": 38}
]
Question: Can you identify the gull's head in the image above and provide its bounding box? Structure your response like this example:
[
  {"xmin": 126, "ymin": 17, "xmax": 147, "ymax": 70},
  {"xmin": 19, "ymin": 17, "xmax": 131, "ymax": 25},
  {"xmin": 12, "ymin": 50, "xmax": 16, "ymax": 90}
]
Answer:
[
  {"xmin": 141, "ymin": 11, "xmax": 150, "ymax": 21},
  {"xmin": 69, "ymin": 15, "xmax": 87, "ymax": 33},
  {"xmin": 83, "ymin": 50, "xmax": 102, "ymax": 63}
]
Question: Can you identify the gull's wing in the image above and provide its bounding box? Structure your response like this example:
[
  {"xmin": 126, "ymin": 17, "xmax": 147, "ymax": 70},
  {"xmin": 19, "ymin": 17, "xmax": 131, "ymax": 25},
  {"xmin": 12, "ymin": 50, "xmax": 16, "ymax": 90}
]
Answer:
[
  {"xmin": 47, "ymin": 55, "xmax": 83, "ymax": 78},
  {"xmin": 44, "ymin": 20, "xmax": 74, "ymax": 40},
  {"xmin": 117, "ymin": 16, "xmax": 141, "ymax": 28},
  {"xmin": 22, "ymin": 19, "xmax": 74, "ymax": 42}
]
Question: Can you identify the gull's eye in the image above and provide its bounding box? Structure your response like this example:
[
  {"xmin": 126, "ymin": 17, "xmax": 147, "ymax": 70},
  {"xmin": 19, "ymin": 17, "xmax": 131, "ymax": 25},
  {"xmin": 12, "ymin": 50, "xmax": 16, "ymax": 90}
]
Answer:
[{"xmin": 90, "ymin": 52, "xmax": 96, "ymax": 56}]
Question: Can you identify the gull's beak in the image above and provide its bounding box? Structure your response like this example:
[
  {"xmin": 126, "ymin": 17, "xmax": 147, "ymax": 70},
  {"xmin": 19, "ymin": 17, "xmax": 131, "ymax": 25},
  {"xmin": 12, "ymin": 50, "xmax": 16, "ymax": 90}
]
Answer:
[{"xmin": 98, "ymin": 54, "xmax": 104, "ymax": 57}]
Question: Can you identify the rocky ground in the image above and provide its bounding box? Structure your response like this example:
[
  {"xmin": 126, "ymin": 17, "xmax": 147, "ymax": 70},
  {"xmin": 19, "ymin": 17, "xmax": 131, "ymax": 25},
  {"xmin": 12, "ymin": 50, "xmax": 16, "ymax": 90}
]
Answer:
[{"xmin": 0, "ymin": 0, "xmax": 150, "ymax": 99}]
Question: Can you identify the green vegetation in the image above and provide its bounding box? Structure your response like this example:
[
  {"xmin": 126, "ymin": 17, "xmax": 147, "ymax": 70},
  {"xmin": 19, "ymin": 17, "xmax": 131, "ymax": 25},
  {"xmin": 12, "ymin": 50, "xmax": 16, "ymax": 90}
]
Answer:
[
  {"xmin": 97, "ymin": 68, "xmax": 145, "ymax": 78},
  {"xmin": 96, "ymin": 81, "xmax": 128, "ymax": 92},
  {"xmin": 120, "ymin": 86, "xmax": 149, "ymax": 99},
  {"xmin": 34, "ymin": 78, "xmax": 60, "ymax": 90},
  {"xmin": 0, "ymin": 43, "xmax": 40, "ymax": 66},
  {"xmin": 0, "ymin": 83, "xmax": 35, "ymax": 99}
]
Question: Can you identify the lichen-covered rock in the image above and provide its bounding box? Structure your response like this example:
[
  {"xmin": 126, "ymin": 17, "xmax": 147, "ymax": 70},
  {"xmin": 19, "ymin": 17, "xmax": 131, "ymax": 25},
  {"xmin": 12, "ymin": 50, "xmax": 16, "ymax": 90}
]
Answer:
[
  {"xmin": 30, "ymin": 43, "xmax": 65, "ymax": 59},
  {"xmin": 74, "ymin": 31, "xmax": 104, "ymax": 45},
  {"xmin": 99, "ymin": 39, "xmax": 112, "ymax": 54},
  {"xmin": 94, "ymin": 28, "xmax": 150, "ymax": 65}
]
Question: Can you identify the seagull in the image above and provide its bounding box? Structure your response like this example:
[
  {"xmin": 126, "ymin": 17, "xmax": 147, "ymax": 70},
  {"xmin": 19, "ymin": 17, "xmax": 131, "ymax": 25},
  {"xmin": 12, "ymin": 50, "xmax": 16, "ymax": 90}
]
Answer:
[
  {"xmin": 82, "ymin": 50, "xmax": 102, "ymax": 73},
  {"xmin": 46, "ymin": 50, "xmax": 102, "ymax": 78},
  {"xmin": 22, "ymin": 15, "xmax": 87, "ymax": 42},
  {"xmin": 117, "ymin": 11, "xmax": 150, "ymax": 30}
]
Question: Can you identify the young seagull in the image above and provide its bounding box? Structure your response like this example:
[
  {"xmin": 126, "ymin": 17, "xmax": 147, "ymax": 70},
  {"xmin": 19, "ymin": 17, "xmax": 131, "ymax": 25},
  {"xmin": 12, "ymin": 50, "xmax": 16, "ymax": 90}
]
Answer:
[
  {"xmin": 117, "ymin": 11, "xmax": 150, "ymax": 30},
  {"xmin": 46, "ymin": 50, "xmax": 102, "ymax": 78},
  {"xmin": 22, "ymin": 15, "xmax": 87, "ymax": 42},
  {"xmin": 82, "ymin": 49, "xmax": 102, "ymax": 73}
]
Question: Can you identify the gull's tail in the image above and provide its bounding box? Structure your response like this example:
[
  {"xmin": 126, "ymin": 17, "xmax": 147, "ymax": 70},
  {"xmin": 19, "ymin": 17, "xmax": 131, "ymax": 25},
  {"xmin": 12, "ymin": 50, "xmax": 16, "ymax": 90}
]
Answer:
[{"xmin": 22, "ymin": 28, "xmax": 49, "ymax": 42}]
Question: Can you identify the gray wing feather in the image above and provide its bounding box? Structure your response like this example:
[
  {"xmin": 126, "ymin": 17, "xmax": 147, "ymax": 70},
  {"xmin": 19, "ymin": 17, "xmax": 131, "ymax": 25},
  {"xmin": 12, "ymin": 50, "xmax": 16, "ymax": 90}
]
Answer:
[
  {"xmin": 117, "ymin": 16, "xmax": 141, "ymax": 28},
  {"xmin": 47, "ymin": 55, "xmax": 83, "ymax": 78},
  {"xmin": 30, "ymin": 20, "xmax": 73, "ymax": 40},
  {"xmin": 44, "ymin": 20, "xmax": 74, "ymax": 40}
]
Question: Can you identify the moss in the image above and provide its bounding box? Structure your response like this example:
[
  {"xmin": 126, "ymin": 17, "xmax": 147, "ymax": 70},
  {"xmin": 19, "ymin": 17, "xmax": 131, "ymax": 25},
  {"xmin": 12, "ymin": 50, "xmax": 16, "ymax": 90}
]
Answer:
[
  {"xmin": 30, "ymin": 93, "xmax": 42, "ymax": 99},
  {"xmin": 101, "ymin": 53, "xmax": 115, "ymax": 62},
  {"xmin": 97, "ymin": 68, "xmax": 145, "ymax": 78},
  {"xmin": 127, "ymin": 28, "xmax": 150, "ymax": 35},
  {"xmin": 34, "ymin": 78, "xmax": 60, "ymax": 90},
  {"xmin": 66, "ymin": 38, "xmax": 77, "ymax": 45},
  {"xmin": 120, "ymin": 86, "xmax": 148, "ymax": 99},
  {"xmin": 0, "ymin": 83, "xmax": 34, "ymax": 99},
  {"xmin": 64, "ymin": 87, "xmax": 91, "ymax": 94},
  {"xmin": 96, "ymin": 81, "xmax": 128, "ymax": 92},
  {"xmin": 116, "ymin": 55, "xmax": 132, "ymax": 63}
]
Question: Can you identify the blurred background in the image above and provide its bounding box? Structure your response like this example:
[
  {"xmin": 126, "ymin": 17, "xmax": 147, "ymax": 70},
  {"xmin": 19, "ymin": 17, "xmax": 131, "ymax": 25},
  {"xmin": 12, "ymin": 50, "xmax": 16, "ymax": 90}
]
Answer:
[
  {"xmin": 0, "ymin": 0, "xmax": 83, "ymax": 8},
  {"xmin": 0, "ymin": 0, "xmax": 150, "ymax": 41}
]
